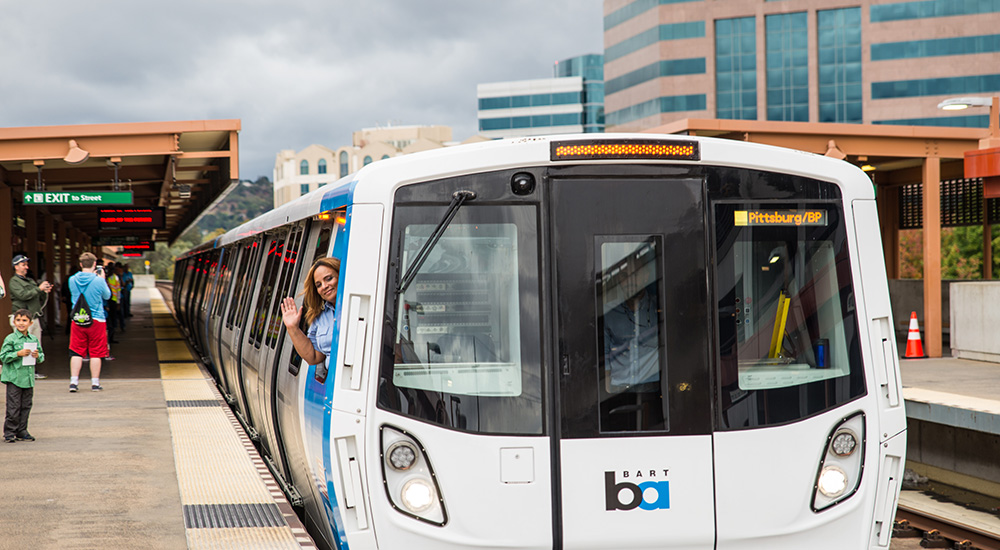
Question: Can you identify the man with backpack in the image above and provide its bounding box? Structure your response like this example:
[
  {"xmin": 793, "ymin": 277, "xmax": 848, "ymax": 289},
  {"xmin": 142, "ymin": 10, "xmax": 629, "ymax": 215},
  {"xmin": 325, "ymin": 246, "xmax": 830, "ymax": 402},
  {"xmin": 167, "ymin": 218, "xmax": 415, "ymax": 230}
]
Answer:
[{"xmin": 68, "ymin": 252, "xmax": 111, "ymax": 392}]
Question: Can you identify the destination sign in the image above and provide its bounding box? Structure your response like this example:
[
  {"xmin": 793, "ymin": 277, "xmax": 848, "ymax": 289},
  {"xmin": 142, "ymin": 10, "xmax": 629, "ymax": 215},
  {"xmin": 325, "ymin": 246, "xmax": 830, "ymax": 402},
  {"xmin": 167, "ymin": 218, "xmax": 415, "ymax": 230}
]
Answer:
[
  {"xmin": 23, "ymin": 191, "xmax": 133, "ymax": 205},
  {"xmin": 98, "ymin": 207, "xmax": 165, "ymax": 230},
  {"xmin": 734, "ymin": 210, "xmax": 827, "ymax": 227}
]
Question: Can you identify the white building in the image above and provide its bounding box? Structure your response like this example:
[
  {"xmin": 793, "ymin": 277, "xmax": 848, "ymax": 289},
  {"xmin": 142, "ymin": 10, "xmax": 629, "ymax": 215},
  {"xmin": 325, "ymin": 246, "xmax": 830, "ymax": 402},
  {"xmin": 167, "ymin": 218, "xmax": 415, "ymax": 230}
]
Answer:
[{"xmin": 273, "ymin": 125, "xmax": 487, "ymax": 207}]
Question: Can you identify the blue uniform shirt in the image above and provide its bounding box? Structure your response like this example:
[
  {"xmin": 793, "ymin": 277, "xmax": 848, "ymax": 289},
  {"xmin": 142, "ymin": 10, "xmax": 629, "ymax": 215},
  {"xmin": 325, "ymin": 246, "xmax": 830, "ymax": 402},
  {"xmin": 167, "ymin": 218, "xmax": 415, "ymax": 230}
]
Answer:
[{"xmin": 306, "ymin": 302, "xmax": 336, "ymax": 365}]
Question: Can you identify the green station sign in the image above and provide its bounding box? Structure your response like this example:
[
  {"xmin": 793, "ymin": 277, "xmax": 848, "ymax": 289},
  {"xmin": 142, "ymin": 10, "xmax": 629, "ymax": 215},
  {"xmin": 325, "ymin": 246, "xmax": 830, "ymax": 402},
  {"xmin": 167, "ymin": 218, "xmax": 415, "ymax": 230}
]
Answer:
[{"xmin": 23, "ymin": 191, "xmax": 133, "ymax": 205}]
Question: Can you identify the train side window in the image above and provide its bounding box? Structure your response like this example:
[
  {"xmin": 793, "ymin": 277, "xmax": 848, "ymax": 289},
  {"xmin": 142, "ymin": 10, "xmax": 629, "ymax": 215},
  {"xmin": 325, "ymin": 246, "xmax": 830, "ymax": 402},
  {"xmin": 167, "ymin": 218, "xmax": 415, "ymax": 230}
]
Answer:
[
  {"xmin": 289, "ymin": 212, "xmax": 343, "ymax": 376},
  {"xmin": 212, "ymin": 248, "xmax": 233, "ymax": 319},
  {"xmin": 713, "ymin": 203, "xmax": 865, "ymax": 429},
  {"xmin": 249, "ymin": 235, "xmax": 285, "ymax": 348},
  {"xmin": 267, "ymin": 228, "xmax": 303, "ymax": 349},
  {"xmin": 226, "ymin": 243, "xmax": 252, "ymax": 329},
  {"xmin": 236, "ymin": 239, "xmax": 265, "ymax": 330}
]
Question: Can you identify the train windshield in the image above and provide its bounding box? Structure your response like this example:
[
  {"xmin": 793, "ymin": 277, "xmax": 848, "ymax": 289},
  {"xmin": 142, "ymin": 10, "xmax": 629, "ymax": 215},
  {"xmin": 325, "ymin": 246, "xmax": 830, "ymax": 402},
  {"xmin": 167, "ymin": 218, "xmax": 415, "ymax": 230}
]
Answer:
[
  {"xmin": 714, "ymin": 202, "xmax": 865, "ymax": 428},
  {"xmin": 379, "ymin": 200, "xmax": 543, "ymax": 435}
]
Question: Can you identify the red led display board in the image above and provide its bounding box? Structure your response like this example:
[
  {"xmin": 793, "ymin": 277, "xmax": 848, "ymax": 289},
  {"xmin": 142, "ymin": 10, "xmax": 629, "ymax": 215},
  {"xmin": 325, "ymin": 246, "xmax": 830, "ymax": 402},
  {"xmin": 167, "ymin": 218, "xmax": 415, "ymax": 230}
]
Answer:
[{"xmin": 98, "ymin": 207, "xmax": 166, "ymax": 230}]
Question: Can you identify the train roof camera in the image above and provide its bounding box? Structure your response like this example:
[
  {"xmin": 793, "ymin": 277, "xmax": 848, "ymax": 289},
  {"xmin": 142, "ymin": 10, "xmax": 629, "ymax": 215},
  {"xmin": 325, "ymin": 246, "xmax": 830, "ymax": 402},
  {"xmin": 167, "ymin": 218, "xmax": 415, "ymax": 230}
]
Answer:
[{"xmin": 510, "ymin": 172, "xmax": 536, "ymax": 196}]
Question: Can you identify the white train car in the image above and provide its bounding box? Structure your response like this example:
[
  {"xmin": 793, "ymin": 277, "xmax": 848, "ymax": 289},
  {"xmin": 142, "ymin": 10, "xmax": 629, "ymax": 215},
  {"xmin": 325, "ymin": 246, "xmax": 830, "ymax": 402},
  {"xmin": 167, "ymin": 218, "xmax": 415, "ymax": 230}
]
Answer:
[{"xmin": 174, "ymin": 134, "xmax": 906, "ymax": 549}]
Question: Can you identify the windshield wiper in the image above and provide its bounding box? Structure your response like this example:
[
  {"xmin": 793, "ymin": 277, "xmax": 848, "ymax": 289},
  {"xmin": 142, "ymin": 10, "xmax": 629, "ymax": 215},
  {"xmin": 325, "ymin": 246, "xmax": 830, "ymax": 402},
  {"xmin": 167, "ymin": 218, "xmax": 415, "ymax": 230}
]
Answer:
[{"xmin": 396, "ymin": 190, "xmax": 476, "ymax": 295}]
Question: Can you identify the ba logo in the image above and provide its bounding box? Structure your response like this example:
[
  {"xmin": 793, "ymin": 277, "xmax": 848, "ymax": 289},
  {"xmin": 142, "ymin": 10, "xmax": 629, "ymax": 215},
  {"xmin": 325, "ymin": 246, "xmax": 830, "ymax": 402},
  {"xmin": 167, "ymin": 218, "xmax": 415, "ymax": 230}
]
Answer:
[{"xmin": 604, "ymin": 471, "xmax": 670, "ymax": 511}]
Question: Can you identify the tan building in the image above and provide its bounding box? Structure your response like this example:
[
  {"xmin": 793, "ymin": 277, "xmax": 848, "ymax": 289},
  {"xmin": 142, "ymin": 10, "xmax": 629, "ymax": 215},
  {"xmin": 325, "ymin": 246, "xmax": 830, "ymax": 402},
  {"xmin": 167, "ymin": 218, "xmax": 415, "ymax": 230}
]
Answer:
[
  {"xmin": 603, "ymin": 0, "xmax": 1000, "ymax": 131},
  {"xmin": 273, "ymin": 125, "xmax": 488, "ymax": 207}
]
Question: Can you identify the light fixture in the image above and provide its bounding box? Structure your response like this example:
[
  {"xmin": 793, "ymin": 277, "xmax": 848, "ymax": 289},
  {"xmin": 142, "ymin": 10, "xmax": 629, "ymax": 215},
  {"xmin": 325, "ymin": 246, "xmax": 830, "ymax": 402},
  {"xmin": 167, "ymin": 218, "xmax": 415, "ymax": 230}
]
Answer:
[
  {"xmin": 861, "ymin": 164, "xmax": 876, "ymax": 172},
  {"xmin": 937, "ymin": 97, "xmax": 993, "ymax": 111},
  {"xmin": 177, "ymin": 184, "xmax": 192, "ymax": 199},
  {"xmin": 824, "ymin": 140, "xmax": 846, "ymax": 160},
  {"xmin": 64, "ymin": 140, "xmax": 90, "ymax": 164}
]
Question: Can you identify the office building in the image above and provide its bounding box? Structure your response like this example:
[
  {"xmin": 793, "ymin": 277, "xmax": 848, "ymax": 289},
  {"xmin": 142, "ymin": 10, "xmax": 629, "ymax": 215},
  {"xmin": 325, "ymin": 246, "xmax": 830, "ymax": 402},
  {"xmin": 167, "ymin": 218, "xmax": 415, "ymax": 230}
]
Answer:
[
  {"xmin": 477, "ymin": 54, "xmax": 605, "ymax": 139},
  {"xmin": 603, "ymin": 0, "xmax": 1000, "ymax": 131}
]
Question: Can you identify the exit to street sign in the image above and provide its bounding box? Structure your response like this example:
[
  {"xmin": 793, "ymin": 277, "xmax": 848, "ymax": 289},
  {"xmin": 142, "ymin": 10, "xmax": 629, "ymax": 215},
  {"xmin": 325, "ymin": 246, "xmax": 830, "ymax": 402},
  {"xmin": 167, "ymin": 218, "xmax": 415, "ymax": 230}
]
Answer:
[{"xmin": 23, "ymin": 191, "xmax": 133, "ymax": 206}]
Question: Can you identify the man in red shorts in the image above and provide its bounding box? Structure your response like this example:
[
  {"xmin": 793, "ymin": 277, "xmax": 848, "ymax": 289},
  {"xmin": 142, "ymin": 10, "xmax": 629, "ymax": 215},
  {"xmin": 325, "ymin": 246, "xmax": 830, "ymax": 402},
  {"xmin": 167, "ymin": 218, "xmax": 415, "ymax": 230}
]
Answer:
[{"xmin": 68, "ymin": 252, "xmax": 112, "ymax": 392}]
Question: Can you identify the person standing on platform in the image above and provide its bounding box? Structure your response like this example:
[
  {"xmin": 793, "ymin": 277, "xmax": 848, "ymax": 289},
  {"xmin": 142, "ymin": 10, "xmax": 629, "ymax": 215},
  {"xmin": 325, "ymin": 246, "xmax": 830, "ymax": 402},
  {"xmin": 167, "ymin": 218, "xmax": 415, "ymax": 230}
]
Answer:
[
  {"xmin": 8, "ymin": 255, "xmax": 52, "ymax": 380},
  {"xmin": 68, "ymin": 253, "xmax": 111, "ymax": 392},
  {"xmin": 1, "ymin": 309, "xmax": 44, "ymax": 442},
  {"xmin": 0, "ymin": 272, "xmax": 6, "ymax": 300},
  {"xmin": 120, "ymin": 263, "xmax": 134, "ymax": 318},
  {"xmin": 105, "ymin": 262, "xmax": 121, "ymax": 347}
]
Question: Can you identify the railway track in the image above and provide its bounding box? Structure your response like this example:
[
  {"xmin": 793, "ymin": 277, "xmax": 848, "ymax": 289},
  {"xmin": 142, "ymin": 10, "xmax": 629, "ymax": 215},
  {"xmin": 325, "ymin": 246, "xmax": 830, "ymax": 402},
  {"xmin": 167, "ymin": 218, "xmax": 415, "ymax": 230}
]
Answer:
[{"xmin": 894, "ymin": 503, "xmax": 1000, "ymax": 550}]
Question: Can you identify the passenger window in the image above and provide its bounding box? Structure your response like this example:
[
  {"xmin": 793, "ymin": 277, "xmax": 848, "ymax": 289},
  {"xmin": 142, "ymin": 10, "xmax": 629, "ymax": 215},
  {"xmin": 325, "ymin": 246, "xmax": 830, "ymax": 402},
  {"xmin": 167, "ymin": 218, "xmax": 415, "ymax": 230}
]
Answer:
[
  {"xmin": 596, "ymin": 236, "xmax": 667, "ymax": 433},
  {"xmin": 250, "ymin": 236, "xmax": 285, "ymax": 348},
  {"xmin": 714, "ymin": 203, "xmax": 865, "ymax": 428},
  {"xmin": 267, "ymin": 229, "xmax": 303, "ymax": 349}
]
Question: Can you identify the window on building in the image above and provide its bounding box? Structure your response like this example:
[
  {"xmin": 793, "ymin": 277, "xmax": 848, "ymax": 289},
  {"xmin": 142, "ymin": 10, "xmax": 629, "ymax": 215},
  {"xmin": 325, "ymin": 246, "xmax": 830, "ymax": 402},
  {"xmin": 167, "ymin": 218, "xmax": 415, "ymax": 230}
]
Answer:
[
  {"xmin": 300, "ymin": 160, "xmax": 309, "ymax": 175},
  {"xmin": 818, "ymin": 8, "xmax": 862, "ymax": 123},
  {"xmin": 716, "ymin": 17, "xmax": 757, "ymax": 120},
  {"xmin": 340, "ymin": 151, "xmax": 348, "ymax": 177},
  {"xmin": 318, "ymin": 159, "xmax": 327, "ymax": 174},
  {"xmin": 766, "ymin": 12, "xmax": 809, "ymax": 122},
  {"xmin": 300, "ymin": 183, "xmax": 310, "ymax": 195},
  {"xmin": 381, "ymin": 154, "xmax": 390, "ymax": 160},
  {"xmin": 363, "ymin": 156, "xmax": 372, "ymax": 166}
]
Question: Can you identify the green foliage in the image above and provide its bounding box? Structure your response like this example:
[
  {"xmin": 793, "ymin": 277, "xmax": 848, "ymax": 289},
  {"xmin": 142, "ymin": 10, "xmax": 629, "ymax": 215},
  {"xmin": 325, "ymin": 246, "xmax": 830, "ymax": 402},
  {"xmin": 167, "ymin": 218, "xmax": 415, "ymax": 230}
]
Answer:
[
  {"xmin": 899, "ymin": 226, "xmax": 1000, "ymax": 280},
  {"xmin": 131, "ymin": 177, "xmax": 272, "ymax": 279}
]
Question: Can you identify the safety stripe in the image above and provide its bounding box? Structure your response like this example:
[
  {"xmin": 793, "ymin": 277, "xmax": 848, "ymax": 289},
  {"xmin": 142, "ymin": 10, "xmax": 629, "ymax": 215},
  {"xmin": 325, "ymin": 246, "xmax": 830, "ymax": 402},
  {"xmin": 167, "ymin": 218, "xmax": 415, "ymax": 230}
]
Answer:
[
  {"xmin": 183, "ymin": 503, "xmax": 286, "ymax": 528},
  {"xmin": 167, "ymin": 399, "xmax": 223, "ymax": 408}
]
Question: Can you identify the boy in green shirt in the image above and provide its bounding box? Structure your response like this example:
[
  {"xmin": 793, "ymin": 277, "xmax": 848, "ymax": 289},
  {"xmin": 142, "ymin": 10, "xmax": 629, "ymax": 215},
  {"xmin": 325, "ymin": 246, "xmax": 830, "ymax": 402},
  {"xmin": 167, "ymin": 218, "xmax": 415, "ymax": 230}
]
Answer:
[{"xmin": 1, "ymin": 309, "xmax": 44, "ymax": 442}]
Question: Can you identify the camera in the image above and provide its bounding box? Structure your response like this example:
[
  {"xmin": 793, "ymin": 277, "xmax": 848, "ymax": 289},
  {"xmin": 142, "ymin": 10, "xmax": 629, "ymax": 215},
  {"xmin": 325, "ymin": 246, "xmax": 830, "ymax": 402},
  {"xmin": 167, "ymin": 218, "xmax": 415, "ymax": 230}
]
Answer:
[{"xmin": 96, "ymin": 266, "xmax": 103, "ymax": 274}]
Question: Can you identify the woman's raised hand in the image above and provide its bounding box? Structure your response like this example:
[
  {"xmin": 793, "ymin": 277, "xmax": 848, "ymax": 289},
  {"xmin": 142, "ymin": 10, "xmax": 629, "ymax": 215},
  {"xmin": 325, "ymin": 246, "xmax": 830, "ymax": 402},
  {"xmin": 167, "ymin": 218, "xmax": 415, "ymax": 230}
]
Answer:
[{"xmin": 280, "ymin": 297, "xmax": 302, "ymax": 330}]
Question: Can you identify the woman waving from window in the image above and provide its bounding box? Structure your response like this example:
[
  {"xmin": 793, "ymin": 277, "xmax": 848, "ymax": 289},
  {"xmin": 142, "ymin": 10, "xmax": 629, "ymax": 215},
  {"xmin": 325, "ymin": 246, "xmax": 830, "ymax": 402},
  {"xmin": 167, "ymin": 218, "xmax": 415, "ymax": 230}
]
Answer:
[{"xmin": 280, "ymin": 257, "xmax": 341, "ymax": 366}]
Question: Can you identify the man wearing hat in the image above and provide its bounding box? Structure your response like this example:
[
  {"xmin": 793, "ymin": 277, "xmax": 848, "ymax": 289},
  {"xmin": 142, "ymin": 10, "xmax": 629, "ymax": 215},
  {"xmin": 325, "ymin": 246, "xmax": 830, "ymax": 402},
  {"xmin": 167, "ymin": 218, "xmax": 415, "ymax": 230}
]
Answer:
[{"xmin": 9, "ymin": 255, "xmax": 52, "ymax": 379}]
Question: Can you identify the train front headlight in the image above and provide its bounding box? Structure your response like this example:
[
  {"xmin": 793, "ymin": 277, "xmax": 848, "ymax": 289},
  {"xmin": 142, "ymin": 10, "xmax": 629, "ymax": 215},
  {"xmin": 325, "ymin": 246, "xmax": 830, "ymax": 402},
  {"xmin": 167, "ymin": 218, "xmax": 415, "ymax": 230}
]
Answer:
[
  {"xmin": 380, "ymin": 425, "xmax": 447, "ymax": 525},
  {"xmin": 812, "ymin": 412, "xmax": 865, "ymax": 512},
  {"xmin": 401, "ymin": 478, "xmax": 436, "ymax": 513},
  {"xmin": 817, "ymin": 465, "xmax": 849, "ymax": 498}
]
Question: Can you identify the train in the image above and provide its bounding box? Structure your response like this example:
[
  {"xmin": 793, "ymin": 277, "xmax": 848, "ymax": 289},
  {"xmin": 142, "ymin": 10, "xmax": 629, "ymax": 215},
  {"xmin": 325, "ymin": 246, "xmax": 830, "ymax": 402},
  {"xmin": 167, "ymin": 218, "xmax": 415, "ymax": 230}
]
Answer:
[{"xmin": 173, "ymin": 134, "xmax": 906, "ymax": 549}]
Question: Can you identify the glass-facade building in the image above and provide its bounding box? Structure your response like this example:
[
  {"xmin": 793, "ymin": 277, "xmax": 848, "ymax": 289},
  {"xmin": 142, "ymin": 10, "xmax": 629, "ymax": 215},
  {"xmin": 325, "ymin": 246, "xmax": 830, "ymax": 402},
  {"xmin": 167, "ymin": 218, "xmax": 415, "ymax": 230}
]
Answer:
[
  {"xmin": 477, "ymin": 54, "xmax": 604, "ymax": 138},
  {"xmin": 603, "ymin": 0, "xmax": 1000, "ymax": 130}
]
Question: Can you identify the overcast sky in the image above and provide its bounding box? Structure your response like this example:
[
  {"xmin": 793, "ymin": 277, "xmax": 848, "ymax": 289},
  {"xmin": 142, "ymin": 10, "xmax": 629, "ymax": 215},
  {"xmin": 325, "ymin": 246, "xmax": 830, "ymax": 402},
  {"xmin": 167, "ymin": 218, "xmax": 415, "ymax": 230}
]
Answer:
[{"xmin": 1, "ymin": 1, "xmax": 604, "ymax": 180}]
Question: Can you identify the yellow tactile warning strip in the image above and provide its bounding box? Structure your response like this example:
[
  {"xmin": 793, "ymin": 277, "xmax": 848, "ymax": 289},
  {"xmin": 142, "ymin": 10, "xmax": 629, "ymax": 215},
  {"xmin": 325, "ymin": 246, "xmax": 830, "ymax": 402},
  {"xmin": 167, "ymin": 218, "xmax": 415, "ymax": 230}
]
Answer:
[
  {"xmin": 150, "ymin": 289, "xmax": 315, "ymax": 549},
  {"xmin": 155, "ymin": 326, "xmax": 186, "ymax": 340},
  {"xmin": 158, "ymin": 340, "xmax": 198, "ymax": 362}
]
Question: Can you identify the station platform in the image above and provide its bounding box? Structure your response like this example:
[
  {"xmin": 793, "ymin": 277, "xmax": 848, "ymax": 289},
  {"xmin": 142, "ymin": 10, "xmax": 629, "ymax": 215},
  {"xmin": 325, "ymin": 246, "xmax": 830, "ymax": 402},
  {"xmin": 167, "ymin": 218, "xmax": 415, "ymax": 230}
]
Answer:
[{"xmin": 0, "ymin": 285, "xmax": 316, "ymax": 550}]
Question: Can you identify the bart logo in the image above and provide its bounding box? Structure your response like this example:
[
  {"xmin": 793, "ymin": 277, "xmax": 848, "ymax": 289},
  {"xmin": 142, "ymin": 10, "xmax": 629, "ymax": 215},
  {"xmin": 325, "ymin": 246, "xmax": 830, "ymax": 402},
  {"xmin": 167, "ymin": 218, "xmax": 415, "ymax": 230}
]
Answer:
[{"xmin": 604, "ymin": 471, "xmax": 670, "ymax": 511}]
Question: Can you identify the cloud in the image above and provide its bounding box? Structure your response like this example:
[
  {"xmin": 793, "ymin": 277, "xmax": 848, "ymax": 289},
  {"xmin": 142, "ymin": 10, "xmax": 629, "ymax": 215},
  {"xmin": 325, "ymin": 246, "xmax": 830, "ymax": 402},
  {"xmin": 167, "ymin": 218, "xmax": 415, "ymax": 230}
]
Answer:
[{"xmin": 0, "ymin": 1, "xmax": 603, "ymax": 179}]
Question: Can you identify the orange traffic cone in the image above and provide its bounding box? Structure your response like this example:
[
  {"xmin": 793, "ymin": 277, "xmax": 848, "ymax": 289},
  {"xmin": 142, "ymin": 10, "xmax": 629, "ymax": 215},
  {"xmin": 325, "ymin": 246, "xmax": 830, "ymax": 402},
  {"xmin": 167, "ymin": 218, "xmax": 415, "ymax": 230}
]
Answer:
[{"xmin": 903, "ymin": 311, "xmax": 925, "ymax": 359}]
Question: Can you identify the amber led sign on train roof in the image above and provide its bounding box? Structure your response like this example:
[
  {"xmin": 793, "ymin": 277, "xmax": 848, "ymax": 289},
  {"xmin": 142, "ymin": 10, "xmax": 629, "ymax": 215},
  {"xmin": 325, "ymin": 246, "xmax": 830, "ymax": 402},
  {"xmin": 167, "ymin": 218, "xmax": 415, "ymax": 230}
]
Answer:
[{"xmin": 550, "ymin": 139, "xmax": 699, "ymax": 161}]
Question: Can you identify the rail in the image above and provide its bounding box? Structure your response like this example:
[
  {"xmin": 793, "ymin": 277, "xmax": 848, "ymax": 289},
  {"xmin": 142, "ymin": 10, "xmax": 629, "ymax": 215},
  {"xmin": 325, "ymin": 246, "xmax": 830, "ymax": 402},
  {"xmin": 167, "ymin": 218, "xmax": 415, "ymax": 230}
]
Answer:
[{"xmin": 896, "ymin": 503, "xmax": 1000, "ymax": 550}]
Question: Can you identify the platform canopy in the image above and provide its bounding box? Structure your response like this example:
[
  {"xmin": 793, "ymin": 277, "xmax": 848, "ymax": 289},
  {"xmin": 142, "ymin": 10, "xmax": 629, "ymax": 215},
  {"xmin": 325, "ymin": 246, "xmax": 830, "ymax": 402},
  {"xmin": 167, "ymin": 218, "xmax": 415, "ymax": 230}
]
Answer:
[
  {"xmin": 0, "ymin": 119, "xmax": 240, "ymax": 245},
  {"xmin": 645, "ymin": 117, "xmax": 988, "ymax": 358}
]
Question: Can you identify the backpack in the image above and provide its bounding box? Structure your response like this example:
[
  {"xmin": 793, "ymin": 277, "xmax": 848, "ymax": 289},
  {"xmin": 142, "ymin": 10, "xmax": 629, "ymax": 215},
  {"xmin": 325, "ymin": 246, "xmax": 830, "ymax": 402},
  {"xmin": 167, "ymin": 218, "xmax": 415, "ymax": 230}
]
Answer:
[{"xmin": 71, "ymin": 280, "xmax": 94, "ymax": 327}]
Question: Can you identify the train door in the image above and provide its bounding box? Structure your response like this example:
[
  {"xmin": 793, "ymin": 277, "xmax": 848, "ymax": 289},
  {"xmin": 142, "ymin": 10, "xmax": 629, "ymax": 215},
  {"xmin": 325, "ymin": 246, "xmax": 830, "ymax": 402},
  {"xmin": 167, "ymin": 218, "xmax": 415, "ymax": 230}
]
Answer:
[
  {"xmin": 223, "ymin": 237, "xmax": 265, "ymax": 424},
  {"xmin": 551, "ymin": 176, "xmax": 715, "ymax": 549},
  {"xmin": 257, "ymin": 223, "xmax": 306, "ymax": 478},
  {"xmin": 241, "ymin": 229, "xmax": 289, "ymax": 432}
]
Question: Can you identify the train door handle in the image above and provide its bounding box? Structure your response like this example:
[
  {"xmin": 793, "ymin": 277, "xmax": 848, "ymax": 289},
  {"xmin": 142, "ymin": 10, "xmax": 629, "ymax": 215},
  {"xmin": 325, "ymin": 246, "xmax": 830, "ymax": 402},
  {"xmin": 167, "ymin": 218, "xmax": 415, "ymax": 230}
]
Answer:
[
  {"xmin": 344, "ymin": 295, "xmax": 369, "ymax": 391},
  {"xmin": 335, "ymin": 436, "xmax": 369, "ymax": 529},
  {"xmin": 871, "ymin": 316, "xmax": 900, "ymax": 407}
]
